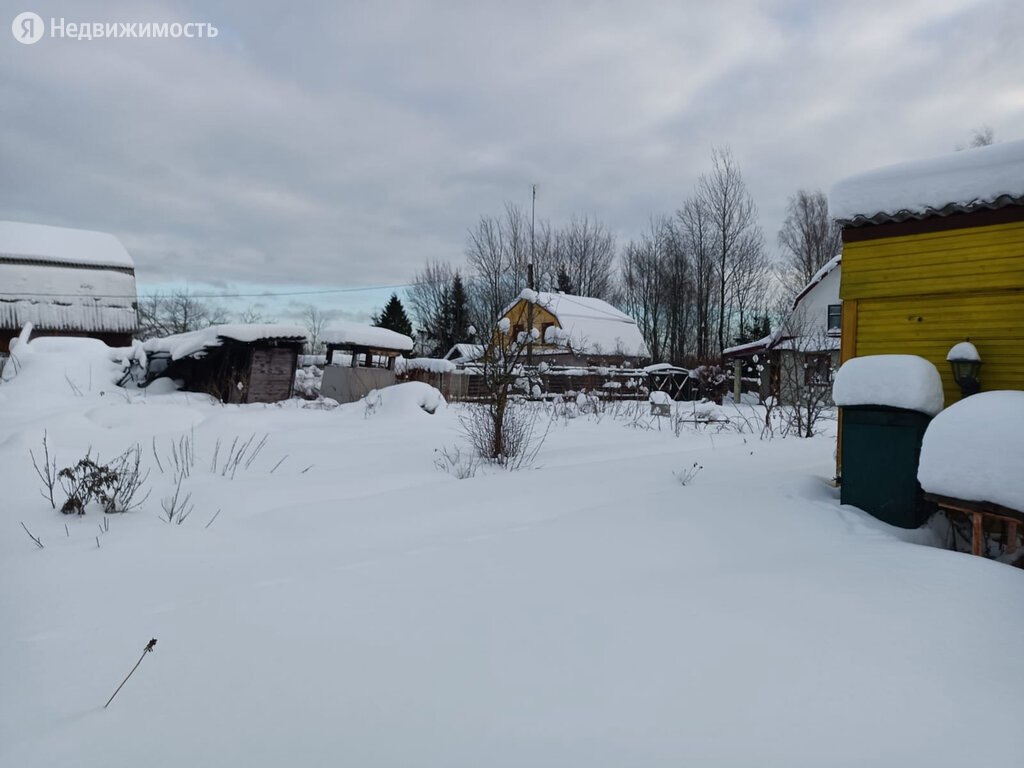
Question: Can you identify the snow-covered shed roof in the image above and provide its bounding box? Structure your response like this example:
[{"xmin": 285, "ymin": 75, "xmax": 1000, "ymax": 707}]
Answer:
[
  {"xmin": 0, "ymin": 220, "xmax": 135, "ymax": 270},
  {"xmin": 321, "ymin": 321, "xmax": 414, "ymax": 352},
  {"xmin": 918, "ymin": 390, "xmax": 1024, "ymax": 511},
  {"xmin": 829, "ymin": 140, "xmax": 1024, "ymax": 226},
  {"xmin": 0, "ymin": 221, "xmax": 138, "ymax": 335},
  {"xmin": 143, "ymin": 324, "xmax": 308, "ymax": 360},
  {"xmin": 507, "ymin": 290, "xmax": 650, "ymax": 358}
]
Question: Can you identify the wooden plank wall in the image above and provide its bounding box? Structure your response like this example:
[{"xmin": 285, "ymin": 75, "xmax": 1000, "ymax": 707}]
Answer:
[{"xmin": 248, "ymin": 347, "xmax": 296, "ymax": 403}]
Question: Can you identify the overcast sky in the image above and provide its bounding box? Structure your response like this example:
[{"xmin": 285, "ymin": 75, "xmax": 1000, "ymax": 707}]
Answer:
[{"xmin": 2, "ymin": 0, "xmax": 1022, "ymax": 322}]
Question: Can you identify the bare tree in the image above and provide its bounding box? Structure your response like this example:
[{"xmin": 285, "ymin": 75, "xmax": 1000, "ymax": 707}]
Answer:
[
  {"xmin": 622, "ymin": 217, "xmax": 692, "ymax": 363},
  {"xmin": 463, "ymin": 317, "xmax": 543, "ymax": 465},
  {"xmin": 407, "ymin": 259, "xmax": 456, "ymax": 352},
  {"xmin": 677, "ymin": 195, "xmax": 718, "ymax": 360},
  {"xmin": 552, "ymin": 215, "xmax": 617, "ymax": 300},
  {"xmin": 696, "ymin": 147, "xmax": 764, "ymax": 354},
  {"xmin": 302, "ymin": 305, "xmax": 326, "ymax": 354},
  {"xmin": 777, "ymin": 189, "xmax": 841, "ymax": 296},
  {"xmin": 137, "ymin": 290, "xmax": 229, "ymax": 339},
  {"xmin": 236, "ymin": 304, "xmax": 266, "ymax": 324},
  {"xmin": 622, "ymin": 224, "xmax": 668, "ymax": 362},
  {"xmin": 774, "ymin": 307, "xmax": 836, "ymax": 438}
]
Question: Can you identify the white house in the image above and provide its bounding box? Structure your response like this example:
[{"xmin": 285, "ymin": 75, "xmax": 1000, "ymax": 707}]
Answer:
[
  {"xmin": 723, "ymin": 255, "xmax": 842, "ymax": 402},
  {"xmin": 0, "ymin": 220, "xmax": 138, "ymax": 353}
]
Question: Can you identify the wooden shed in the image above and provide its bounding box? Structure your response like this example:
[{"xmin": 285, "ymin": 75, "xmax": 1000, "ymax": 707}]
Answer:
[
  {"xmin": 0, "ymin": 220, "xmax": 138, "ymax": 353},
  {"xmin": 143, "ymin": 325, "xmax": 307, "ymax": 404},
  {"xmin": 319, "ymin": 322, "xmax": 414, "ymax": 404},
  {"xmin": 830, "ymin": 140, "xmax": 1024, "ymax": 406}
]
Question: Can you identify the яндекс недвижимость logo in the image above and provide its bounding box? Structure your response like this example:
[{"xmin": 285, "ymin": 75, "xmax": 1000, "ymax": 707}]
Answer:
[{"xmin": 11, "ymin": 11, "xmax": 45, "ymax": 44}]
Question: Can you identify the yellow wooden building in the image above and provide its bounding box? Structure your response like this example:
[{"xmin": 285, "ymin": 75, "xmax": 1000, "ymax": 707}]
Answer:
[{"xmin": 830, "ymin": 140, "xmax": 1024, "ymax": 406}]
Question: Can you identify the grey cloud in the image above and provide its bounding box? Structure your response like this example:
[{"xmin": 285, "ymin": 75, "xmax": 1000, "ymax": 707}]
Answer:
[{"xmin": 1, "ymin": 0, "xmax": 1022, "ymax": 319}]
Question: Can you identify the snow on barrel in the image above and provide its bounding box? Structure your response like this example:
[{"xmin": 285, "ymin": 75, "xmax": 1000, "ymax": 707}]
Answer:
[
  {"xmin": 833, "ymin": 354, "xmax": 945, "ymax": 416},
  {"xmin": 918, "ymin": 391, "xmax": 1024, "ymax": 511}
]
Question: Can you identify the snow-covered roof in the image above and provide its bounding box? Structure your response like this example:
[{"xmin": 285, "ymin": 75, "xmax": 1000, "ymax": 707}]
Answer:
[
  {"xmin": 792, "ymin": 254, "xmax": 841, "ymax": 309},
  {"xmin": 833, "ymin": 355, "xmax": 945, "ymax": 416},
  {"xmin": 321, "ymin": 321, "xmax": 414, "ymax": 352},
  {"xmin": 507, "ymin": 290, "xmax": 650, "ymax": 359},
  {"xmin": 918, "ymin": 390, "xmax": 1024, "ymax": 511},
  {"xmin": 722, "ymin": 333, "xmax": 777, "ymax": 358},
  {"xmin": 443, "ymin": 343, "xmax": 484, "ymax": 363},
  {"xmin": 143, "ymin": 324, "xmax": 308, "ymax": 360},
  {"xmin": 0, "ymin": 220, "xmax": 134, "ymax": 270},
  {"xmin": 0, "ymin": 259, "xmax": 138, "ymax": 335},
  {"xmin": 394, "ymin": 357, "xmax": 457, "ymax": 375},
  {"xmin": 829, "ymin": 140, "xmax": 1024, "ymax": 226}
]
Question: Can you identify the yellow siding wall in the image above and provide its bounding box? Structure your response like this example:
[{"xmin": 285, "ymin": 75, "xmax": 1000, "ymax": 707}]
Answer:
[{"xmin": 841, "ymin": 219, "xmax": 1024, "ymax": 406}]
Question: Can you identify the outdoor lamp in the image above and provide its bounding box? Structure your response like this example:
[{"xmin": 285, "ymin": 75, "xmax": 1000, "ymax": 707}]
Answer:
[{"xmin": 947, "ymin": 340, "xmax": 981, "ymax": 398}]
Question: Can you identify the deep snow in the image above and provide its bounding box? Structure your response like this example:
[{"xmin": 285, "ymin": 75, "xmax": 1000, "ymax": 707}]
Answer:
[{"xmin": 2, "ymin": 338, "xmax": 1023, "ymax": 768}]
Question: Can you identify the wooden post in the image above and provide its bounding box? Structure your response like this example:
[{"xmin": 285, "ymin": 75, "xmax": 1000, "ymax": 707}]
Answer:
[
  {"xmin": 972, "ymin": 512, "xmax": 983, "ymax": 557},
  {"xmin": 732, "ymin": 358, "xmax": 742, "ymax": 404},
  {"xmin": 1006, "ymin": 520, "xmax": 1018, "ymax": 555}
]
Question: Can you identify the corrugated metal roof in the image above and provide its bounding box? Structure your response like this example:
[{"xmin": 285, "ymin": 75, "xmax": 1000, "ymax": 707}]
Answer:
[{"xmin": 837, "ymin": 194, "xmax": 1024, "ymax": 227}]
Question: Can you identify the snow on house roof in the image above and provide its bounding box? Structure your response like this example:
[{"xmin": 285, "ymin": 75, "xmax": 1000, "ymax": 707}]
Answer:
[
  {"xmin": 792, "ymin": 254, "xmax": 841, "ymax": 309},
  {"xmin": 833, "ymin": 355, "xmax": 945, "ymax": 416},
  {"xmin": 829, "ymin": 140, "xmax": 1024, "ymax": 226},
  {"xmin": 0, "ymin": 221, "xmax": 134, "ymax": 270},
  {"xmin": 722, "ymin": 333, "xmax": 777, "ymax": 358},
  {"xmin": 143, "ymin": 324, "xmax": 308, "ymax": 360},
  {"xmin": 507, "ymin": 290, "xmax": 650, "ymax": 358},
  {"xmin": 321, "ymin": 321, "xmax": 414, "ymax": 352},
  {"xmin": 443, "ymin": 343, "xmax": 484, "ymax": 363},
  {"xmin": 0, "ymin": 260, "xmax": 138, "ymax": 335},
  {"xmin": 918, "ymin": 390, "xmax": 1024, "ymax": 511}
]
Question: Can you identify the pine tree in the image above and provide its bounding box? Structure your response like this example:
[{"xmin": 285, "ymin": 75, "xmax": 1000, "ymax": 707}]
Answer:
[
  {"xmin": 556, "ymin": 265, "xmax": 573, "ymax": 294},
  {"xmin": 373, "ymin": 293, "xmax": 413, "ymax": 339},
  {"xmin": 427, "ymin": 273, "xmax": 471, "ymax": 357},
  {"xmin": 448, "ymin": 273, "xmax": 470, "ymax": 346}
]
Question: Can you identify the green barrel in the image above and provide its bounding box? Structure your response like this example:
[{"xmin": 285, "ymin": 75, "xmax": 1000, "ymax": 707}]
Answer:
[{"xmin": 840, "ymin": 406, "xmax": 934, "ymax": 528}]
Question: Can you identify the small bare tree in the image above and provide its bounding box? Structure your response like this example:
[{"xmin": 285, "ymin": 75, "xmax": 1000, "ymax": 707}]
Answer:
[
  {"xmin": 775, "ymin": 308, "xmax": 836, "ymax": 438},
  {"xmin": 302, "ymin": 305, "xmax": 326, "ymax": 354},
  {"xmin": 462, "ymin": 316, "xmax": 545, "ymax": 465}
]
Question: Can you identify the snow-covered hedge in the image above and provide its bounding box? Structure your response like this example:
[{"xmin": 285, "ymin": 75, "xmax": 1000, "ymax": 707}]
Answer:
[
  {"xmin": 833, "ymin": 355, "xmax": 944, "ymax": 416},
  {"xmin": 918, "ymin": 390, "xmax": 1024, "ymax": 511}
]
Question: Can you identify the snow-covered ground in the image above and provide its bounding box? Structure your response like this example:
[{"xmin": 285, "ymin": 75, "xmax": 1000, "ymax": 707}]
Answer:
[{"xmin": 2, "ymin": 339, "xmax": 1024, "ymax": 767}]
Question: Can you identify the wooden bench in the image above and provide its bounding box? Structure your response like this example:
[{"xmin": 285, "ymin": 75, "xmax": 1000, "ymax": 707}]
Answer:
[{"xmin": 924, "ymin": 493, "xmax": 1024, "ymax": 557}]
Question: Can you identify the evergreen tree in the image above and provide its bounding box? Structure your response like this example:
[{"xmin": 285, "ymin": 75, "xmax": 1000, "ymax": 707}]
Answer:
[
  {"xmin": 373, "ymin": 293, "xmax": 413, "ymax": 339},
  {"xmin": 734, "ymin": 314, "xmax": 772, "ymax": 346},
  {"xmin": 427, "ymin": 273, "xmax": 472, "ymax": 357},
  {"xmin": 447, "ymin": 273, "xmax": 471, "ymax": 346},
  {"xmin": 556, "ymin": 265, "xmax": 573, "ymax": 294}
]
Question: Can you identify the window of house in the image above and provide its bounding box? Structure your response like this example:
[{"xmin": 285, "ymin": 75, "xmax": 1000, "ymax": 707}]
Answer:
[
  {"xmin": 540, "ymin": 322, "xmax": 554, "ymax": 342},
  {"xmin": 512, "ymin": 324, "xmax": 524, "ymax": 339},
  {"xmin": 804, "ymin": 354, "xmax": 833, "ymax": 386},
  {"xmin": 827, "ymin": 304, "xmax": 841, "ymax": 333}
]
